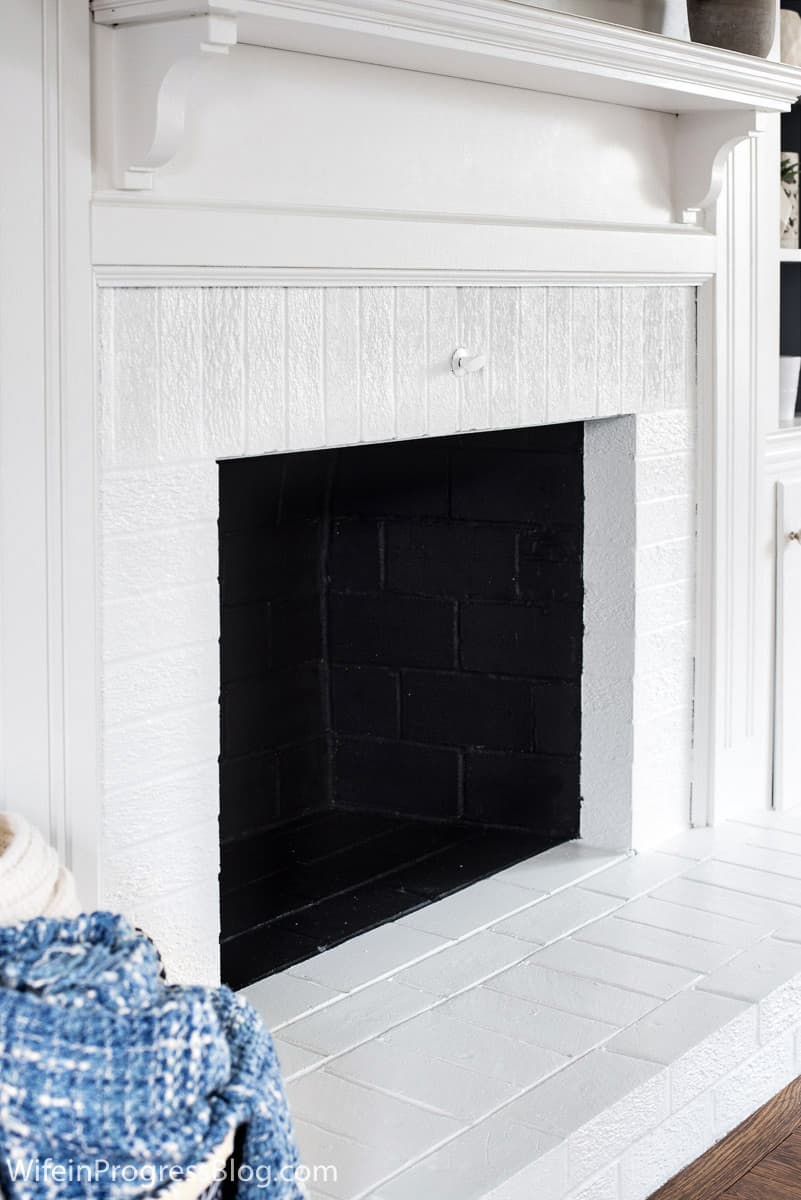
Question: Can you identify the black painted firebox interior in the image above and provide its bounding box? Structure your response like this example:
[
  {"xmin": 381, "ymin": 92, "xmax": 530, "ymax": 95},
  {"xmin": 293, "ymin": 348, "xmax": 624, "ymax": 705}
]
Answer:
[{"xmin": 219, "ymin": 424, "xmax": 584, "ymax": 988}]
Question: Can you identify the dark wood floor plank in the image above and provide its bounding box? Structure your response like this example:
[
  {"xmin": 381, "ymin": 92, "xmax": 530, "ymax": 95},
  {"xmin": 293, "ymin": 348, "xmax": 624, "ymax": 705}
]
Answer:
[
  {"xmin": 723, "ymin": 1155, "xmax": 801, "ymax": 1199},
  {"xmin": 766, "ymin": 1128, "xmax": 801, "ymax": 1168},
  {"xmin": 650, "ymin": 1078, "xmax": 801, "ymax": 1200}
]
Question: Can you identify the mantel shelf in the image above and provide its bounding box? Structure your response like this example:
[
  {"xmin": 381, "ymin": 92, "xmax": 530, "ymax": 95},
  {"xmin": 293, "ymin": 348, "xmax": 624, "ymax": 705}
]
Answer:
[{"xmin": 91, "ymin": 0, "xmax": 801, "ymax": 116}]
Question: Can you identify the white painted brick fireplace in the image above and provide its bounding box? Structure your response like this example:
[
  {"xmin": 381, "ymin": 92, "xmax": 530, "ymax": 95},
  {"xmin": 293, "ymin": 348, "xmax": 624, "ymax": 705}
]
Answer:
[
  {"xmin": 97, "ymin": 282, "xmax": 696, "ymax": 984},
  {"xmin": 10, "ymin": 2, "xmax": 801, "ymax": 1197}
]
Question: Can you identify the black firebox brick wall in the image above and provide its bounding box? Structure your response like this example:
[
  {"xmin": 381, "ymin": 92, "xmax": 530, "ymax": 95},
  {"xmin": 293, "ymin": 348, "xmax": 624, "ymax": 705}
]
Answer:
[
  {"xmin": 219, "ymin": 453, "xmax": 333, "ymax": 843},
  {"xmin": 218, "ymin": 423, "xmax": 584, "ymax": 987},
  {"xmin": 328, "ymin": 425, "xmax": 583, "ymax": 837}
]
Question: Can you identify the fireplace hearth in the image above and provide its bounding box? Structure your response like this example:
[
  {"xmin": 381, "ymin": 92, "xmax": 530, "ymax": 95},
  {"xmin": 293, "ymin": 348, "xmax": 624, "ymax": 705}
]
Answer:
[{"xmin": 219, "ymin": 424, "xmax": 584, "ymax": 987}]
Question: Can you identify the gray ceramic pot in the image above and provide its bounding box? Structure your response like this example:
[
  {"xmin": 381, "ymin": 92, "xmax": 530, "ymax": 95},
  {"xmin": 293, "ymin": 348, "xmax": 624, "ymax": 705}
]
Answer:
[{"xmin": 687, "ymin": 0, "xmax": 775, "ymax": 58}]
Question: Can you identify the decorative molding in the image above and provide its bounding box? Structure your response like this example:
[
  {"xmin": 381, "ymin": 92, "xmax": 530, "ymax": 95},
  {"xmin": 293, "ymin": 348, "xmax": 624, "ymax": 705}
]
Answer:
[
  {"xmin": 94, "ymin": 264, "xmax": 712, "ymax": 288},
  {"xmin": 693, "ymin": 115, "xmax": 778, "ymax": 823},
  {"xmin": 114, "ymin": 14, "xmax": 236, "ymax": 189},
  {"xmin": 90, "ymin": 0, "xmax": 801, "ymax": 116},
  {"xmin": 673, "ymin": 111, "xmax": 760, "ymax": 225}
]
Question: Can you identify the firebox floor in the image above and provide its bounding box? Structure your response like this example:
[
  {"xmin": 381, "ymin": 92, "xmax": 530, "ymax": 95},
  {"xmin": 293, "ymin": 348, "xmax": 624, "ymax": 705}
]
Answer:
[{"xmin": 220, "ymin": 809, "xmax": 562, "ymax": 987}]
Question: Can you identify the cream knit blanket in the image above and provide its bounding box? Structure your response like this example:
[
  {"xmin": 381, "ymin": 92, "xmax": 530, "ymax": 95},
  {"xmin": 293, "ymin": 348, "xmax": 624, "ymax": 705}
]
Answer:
[{"xmin": 0, "ymin": 812, "xmax": 80, "ymax": 924}]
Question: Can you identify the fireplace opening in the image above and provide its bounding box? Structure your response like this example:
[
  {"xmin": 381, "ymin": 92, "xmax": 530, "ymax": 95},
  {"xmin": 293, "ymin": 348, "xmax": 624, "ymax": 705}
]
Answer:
[{"xmin": 218, "ymin": 424, "xmax": 584, "ymax": 988}]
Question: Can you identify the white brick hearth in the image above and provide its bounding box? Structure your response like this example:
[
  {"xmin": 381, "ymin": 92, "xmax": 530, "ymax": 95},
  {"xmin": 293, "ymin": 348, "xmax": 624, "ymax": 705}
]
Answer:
[
  {"xmin": 97, "ymin": 283, "xmax": 696, "ymax": 983},
  {"xmin": 244, "ymin": 815, "xmax": 801, "ymax": 1200}
]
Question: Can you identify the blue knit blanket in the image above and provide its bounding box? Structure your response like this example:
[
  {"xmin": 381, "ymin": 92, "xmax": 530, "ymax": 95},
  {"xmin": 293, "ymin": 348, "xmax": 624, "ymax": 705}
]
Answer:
[{"xmin": 0, "ymin": 913, "xmax": 304, "ymax": 1199}]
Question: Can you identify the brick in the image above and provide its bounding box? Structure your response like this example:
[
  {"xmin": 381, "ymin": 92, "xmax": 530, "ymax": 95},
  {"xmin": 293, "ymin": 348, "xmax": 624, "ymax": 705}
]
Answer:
[
  {"xmin": 385, "ymin": 1006, "xmax": 566, "ymax": 1088},
  {"xmin": 585, "ymin": 852, "xmax": 694, "ymax": 900},
  {"xmin": 328, "ymin": 1034, "xmax": 519, "ymax": 1122},
  {"xmin": 492, "ymin": 887, "xmax": 620, "ymax": 946},
  {"xmin": 385, "ymin": 520, "xmax": 517, "ymax": 600},
  {"xmin": 529, "ymin": 938, "xmax": 698, "ymax": 999},
  {"xmin": 221, "ymin": 922, "xmax": 318, "ymax": 991},
  {"xmin": 287, "ymin": 1070, "xmax": 461, "ymax": 1161},
  {"xmin": 402, "ymin": 670, "xmax": 533, "ymax": 750},
  {"xmin": 452, "ymin": 446, "xmax": 582, "ymax": 525},
  {"xmin": 327, "ymin": 519, "xmax": 382, "ymax": 590},
  {"xmin": 633, "ymin": 580, "xmax": 690, "ymax": 638},
  {"xmin": 441, "ymin": 984, "xmax": 617, "ymax": 1057},
  {"xmin": 280, "ymin": 977, "xmax": 434, "ymax": 1054},
  {"xmin": 104, "ymin": 703, "xmax": 219, "ymax": 793},
  {"xmin": 574, "ymin": 916, "xmax": 739, "ymax": 974},
  {"xmin": 519, "ymin": 556, "xmax": 583, "ymax": 604},
  {"xmin": 219, "ymin": 522, "xmax": 322, "ymax": 605},
  {"xmin": 505, "ymin": 1049, "xmax": 667, "ymax": 1173},
  {"xmin": 562, "ymin": 1165, "xmax": 620, "ymax": 1200},
  {"xmin": 618, "ymin": 1093, "xmax": 714, "ymax": 1200},
  {"xmin": 218, "ymin": 454, "xmax": 282, "ymax": 533},
  {"xmin": 332, "ymin": 439, "xmax": 450, "ymax": 517},
  {"xmin": 220, "ymin": 601, "xmax": 271, "ymax": 684},
  {"xmin": 241, "ymin": 972, "xmax": 342, "ymax": 1030},
  {"xmin": 376, "ymin": 1113, "xmax": 562, "ymax": 1200},
  {"xmin": 103, "ymin": 813, "xmax": 220, "ymax": 909},
  {"xmin": 396, "ymin": 929, "xmax": 530, "ymax": 996},
  {"xmin": 332, "ymin": 664, "xmax": 399, "ymax": 739},
  {"xmin": 104, "ymin": 641, "xmax": 219, "ymax": 727},
  {"xmin": 131, "ymin": 882, "xmax": 221, "ymax": 987},
  {"xmin": 219, "ymin": 751, "xmax": 279, "ymax": 841},
  {"xmin": 713, "ymin": 1030, "xmax": 797, "ymax": 1135},
  {"xmin": 278, "ymin": 736, "xmax": 331, "ymax": 819},
  {"xmin": 221, "ymin": 665, "xmax": 326, "ymax": 756},
  {"xmin": 460, "ymin": 600, "xmax": 581, "ymax": 679},
  {"xmin": 534, "ymin": 682, "xmax": 581, "ymax": 754},
  {"xmin": 635, "ymin": 451, "xmax": 693, "ymax": 504},
  {"xmin": 103, "ymin": 583, "xmax": 219, "ymax": 662},
  {"xmin": 333, "ymin": 736, "xmax": 460, "ymax": 818},
  {"xmin": 103, "ymin": 760, "xmax": 219, "ymax": 848},
  {"xmin": 497, "ymin": 842, "xmax": 626, "ymax": 893},
  {"xmin": 464, "ymin": 749, "xmax": 579, "ymax": 835},
  {"xmin": 280, "ymin": 450, "xmax": 330, "ymax": 519},
  {"xmin": 608, "ymin": 990, "xmax": 758, "ymax": 1111},
  {"xmin": 270, "ymin": 593, "xmax": 323, "ymax": 668},
  {"xmin": 328, "ymin": 592, "xmax": 457, "ymax": 669},
  {"xmin": 103, "ymin": 523, "xmax": 218, "ymax": 600}
]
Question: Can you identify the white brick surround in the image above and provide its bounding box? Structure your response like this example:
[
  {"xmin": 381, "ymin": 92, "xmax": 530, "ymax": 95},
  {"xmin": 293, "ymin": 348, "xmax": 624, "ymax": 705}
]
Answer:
[
  {"xmin": 245, "ymin": 815, "xmax": 801, "ymax": 1200},
  {"xmin": 97, "ymin": 283, "xmax": 696, "ymax": 984}
]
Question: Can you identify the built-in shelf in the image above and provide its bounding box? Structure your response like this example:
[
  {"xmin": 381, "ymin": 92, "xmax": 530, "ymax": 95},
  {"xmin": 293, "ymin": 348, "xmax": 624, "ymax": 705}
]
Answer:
[
  {"xmin": 91, "ymin": 0, "xmax": 801, "ymax": 116},
  {"xmin": 781, "ymin": 248, "xmax": 801, "ymax": 262}
]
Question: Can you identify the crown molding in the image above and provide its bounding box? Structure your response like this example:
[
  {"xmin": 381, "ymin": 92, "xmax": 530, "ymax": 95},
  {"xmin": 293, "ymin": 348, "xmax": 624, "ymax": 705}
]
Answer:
[{"xmin": 91, "ymin": 0, "xmax": 801, "ymax": 115}]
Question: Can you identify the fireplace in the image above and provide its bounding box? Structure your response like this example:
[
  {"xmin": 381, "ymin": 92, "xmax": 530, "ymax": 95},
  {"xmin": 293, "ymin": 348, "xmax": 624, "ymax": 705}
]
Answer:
[
  {"xmin": 218, "ymin": 425, "xmax": 584, "ymax": 986},
  {"xmin": 96, "ymin": 282, "xmax": 696, "ymax": 986}
]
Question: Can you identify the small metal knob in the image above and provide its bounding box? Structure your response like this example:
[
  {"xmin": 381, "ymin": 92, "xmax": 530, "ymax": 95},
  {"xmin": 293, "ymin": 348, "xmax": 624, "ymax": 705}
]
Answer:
[
  {"xmin": 451, "ymin": 348, "xmax": 487, "ymax": 377},
  {"xmin": 789, "ymin": 530, "xmax": 801, "ymax": 543}
]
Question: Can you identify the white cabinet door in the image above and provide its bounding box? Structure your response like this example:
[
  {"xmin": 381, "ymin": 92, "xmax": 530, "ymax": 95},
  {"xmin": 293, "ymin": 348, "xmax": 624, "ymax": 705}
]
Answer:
[{"xmin": 775, "ymin": 480, "xmax": 801, "ymax": 809}]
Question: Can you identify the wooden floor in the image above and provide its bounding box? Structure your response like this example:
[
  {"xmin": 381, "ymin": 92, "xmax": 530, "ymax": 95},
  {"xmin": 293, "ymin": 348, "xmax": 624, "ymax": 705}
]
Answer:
[
  {"xmin": 721, "ymin": 1128, "xmax": 801, "ymax": 1198},
  {"xmin": 652, "ymin": 1078, "xmax": 801, "ymax": 1200}
]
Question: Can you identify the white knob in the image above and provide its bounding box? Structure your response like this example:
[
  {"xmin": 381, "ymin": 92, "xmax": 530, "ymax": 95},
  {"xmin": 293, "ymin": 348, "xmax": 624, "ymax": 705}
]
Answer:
[{"xmin": 451, "ymin": 347, "xmax": 487, "ymax": 377}]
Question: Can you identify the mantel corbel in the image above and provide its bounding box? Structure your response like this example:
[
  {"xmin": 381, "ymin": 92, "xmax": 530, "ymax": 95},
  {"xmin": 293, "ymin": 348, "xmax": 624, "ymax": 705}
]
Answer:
[
  {"xmin": 112, "ymin": 13, "xmax": 238, "ymax": 190},
  {"xmin": 673, "ymin": 110, "xmax": 760, "ymax": 227}
]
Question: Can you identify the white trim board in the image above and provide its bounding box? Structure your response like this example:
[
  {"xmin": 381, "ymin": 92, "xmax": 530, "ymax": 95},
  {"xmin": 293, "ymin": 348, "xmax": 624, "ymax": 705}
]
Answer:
[{"xmin": 91, "ymin": 201, "xmax": 718, "ymax": 277}]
